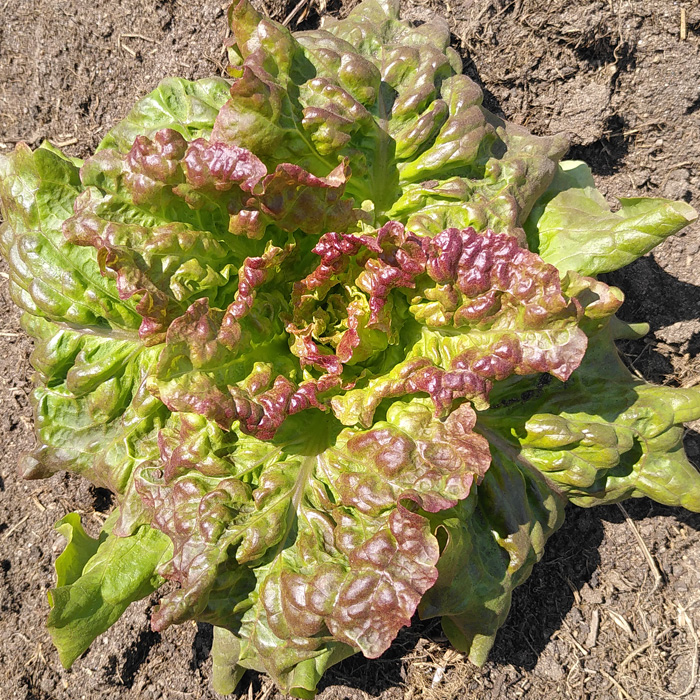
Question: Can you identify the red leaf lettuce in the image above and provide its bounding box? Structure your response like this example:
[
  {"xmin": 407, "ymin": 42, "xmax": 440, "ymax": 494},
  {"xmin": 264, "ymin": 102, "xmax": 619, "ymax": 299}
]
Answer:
[{"xmin": 0, "ymin": 1, "xmax": 698, "ymax": 697}]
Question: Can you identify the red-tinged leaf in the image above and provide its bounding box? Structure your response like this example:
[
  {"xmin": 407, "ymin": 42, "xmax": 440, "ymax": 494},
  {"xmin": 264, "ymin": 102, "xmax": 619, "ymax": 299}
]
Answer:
[
  {"xmin": 2, "ymin": 2, "xmax": 697, "ymax": 697},
  {"xmin": 81, "ymin": 129, "xmax": 188, "ymax": 204},
  {"xmin": 133, "ymin": 399, "xmax": 488, "ymax": 670},
  {"xmin": 180, "ymin": 138, "xmax": 267, "ymax": 193},
  {"xmin": 152, "ymin": 298, "xmax": 328, "ymax": 440},
  {"xmin": 417, "ymin": 227, "xmax": 575, "ymax": 329}
]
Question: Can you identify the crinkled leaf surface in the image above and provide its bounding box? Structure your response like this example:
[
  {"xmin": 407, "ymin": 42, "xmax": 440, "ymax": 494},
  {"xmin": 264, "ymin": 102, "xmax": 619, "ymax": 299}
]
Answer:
[
  {"xmin": 114, "ymin": 400, "xmax": 491, "ymax": 691},
  {"xmin": 0, "ymin": 144, "xmax": 140, "ymax": 330},
  {"xmin": 479, "ymin": 327, "xmax": 700, "ymax": 510},
  {"xmin": 419, "ymin": 448, "xmax": 566, "ymax": 665},
  {"xmin": 97, "ymin": 77, "xmax": 232, "ymax": 153},
  {"xmin": 0, "ymin": 0, "xmax": 698, "ymax": 697}
]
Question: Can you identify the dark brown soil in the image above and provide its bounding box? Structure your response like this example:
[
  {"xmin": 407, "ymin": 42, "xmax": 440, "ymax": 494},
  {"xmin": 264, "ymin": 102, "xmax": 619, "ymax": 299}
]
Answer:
[{"xmin": 1, "ymin": 1, "xmax": 699, "ymax": 699}]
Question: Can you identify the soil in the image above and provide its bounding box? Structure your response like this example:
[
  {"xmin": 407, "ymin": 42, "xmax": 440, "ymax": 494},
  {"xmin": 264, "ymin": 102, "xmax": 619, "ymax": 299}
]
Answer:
[{"xmin": 1, "ymin": 1, "xmax": 699, "ymax": 699}]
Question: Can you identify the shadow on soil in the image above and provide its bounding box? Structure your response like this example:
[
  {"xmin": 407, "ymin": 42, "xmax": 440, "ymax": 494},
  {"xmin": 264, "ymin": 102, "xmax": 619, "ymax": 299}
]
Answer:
[
  {"xmin": 491, "ymin": 486, "xmax": 700, "ymax": 671},
  {"xmin": 567, "ymin": 113, "xmax": 632, "ymax": 176},
  {"xmin": 191, "ymin": 622, "xmax": 214, "ymax": 672},
  {"xmin": 606, "ymin": 257, "xmax": 700, "ymax": 336},
  {"xmin": 604, "ymin": 257, "xmax": 700, "ymax": 385},
  {"xmin": 106, "ymin": 628, "xmax": 162, "ymax": 688}
]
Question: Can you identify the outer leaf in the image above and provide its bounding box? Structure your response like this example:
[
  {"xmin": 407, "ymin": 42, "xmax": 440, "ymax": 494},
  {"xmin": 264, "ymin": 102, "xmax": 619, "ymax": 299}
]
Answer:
[
  {"xmin": 53, "ymin": 513, "xmax": 106, "ymax": 588},
  {"xmin": 98, "ymin": 77, "xmax": 232, "ymax": 153},
  {"xmin": 64, "ymin": 139, "xmax": 242, "ymax": 344},
  {"xmin": 525, "ymin": 161, "xmax": 698, "ymax": 275},
  {"xmin": 177, "ymin": 140, "xmax": 366, "ymax": 239},
  {"xmin": 20, "ymin": 314, "xmax": 168, "ymax": 491},
  {"xmin": 211, "ymin": 628, "xmax": 246, "ymax": 695},
  {"xmin": 419, "ymin": 446, "xmax": 565, "ymax": 665},
  {"xmin": 0, "ymin": 144, "xmax": 141, "ymax": 330},
  {"xmin": 47, "ymin": 514, "xmax": 171, "ymax": 668},
  {"xmin": 216, "ymin": 5, "xmax": 329, "ymax": 169},
  {"xmin": 0, "ymin": 144, "xmax": 171, "ymax": 488},
  {"xmin": 219, "ymin": 0, "xmax": 568, "ymax": 224},
  {"xmin": 480, "ymin": 329, "xmax": 700, "ymax": 509}
]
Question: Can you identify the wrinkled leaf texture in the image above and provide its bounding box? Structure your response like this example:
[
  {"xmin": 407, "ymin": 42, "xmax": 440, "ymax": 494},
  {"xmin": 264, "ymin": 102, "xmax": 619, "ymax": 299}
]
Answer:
[{"xmin": 0, "ymin": 0, "xmax": 698, "ymax": 696}]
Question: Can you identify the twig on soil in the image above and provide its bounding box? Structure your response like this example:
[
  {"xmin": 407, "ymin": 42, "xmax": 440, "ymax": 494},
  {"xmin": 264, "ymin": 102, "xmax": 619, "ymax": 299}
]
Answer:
[
  {"xmin": 117, "ymin": 32, "xmax": 158, "ymax": 60},
  {"xmin": 283, "ymin": 0, "xmax": 309, "ymax": 26},
  {"xmin": 585, "ymin": 609, "xmax": 600, "ymax": 649},
  {"xmin": 603, "ymin": 119, "xmax": 664, "ymax": 137},
  {"xmin": 91, "ymin": 94, "xmax": 100, "ymax": 119},
  {"xmin": 117, "ymin": 35, "xmax": 137, "ymax": 57},
  {"xmin": 26, "ymin": 642, "xmax": 46, "ymax": 668},
  {"xmin": 557, "ymin": 572, "xmax": 581, "ymax": 604},
  {"xmin": 620, "ymin": 627, "xmax": 672, "ymax": 668},
  {"xmin": 672, "ymin": 601, "xmax": 699, "ymax": 698},
  {"xmin": 565, "ymin": 654, "xmax": 585, "ymax": 691},
  {"xmin": 31, "ymin": 495, "xmax": 46, "ymax": 512},
  {"xmin": 600, "ymin": 669, "xmax": 637, "ymax": 700},
  {"xmin": 481, "ymin": 1, "xmax": 518, "ymax": 37},
  {"xmin": 52, "ymin": 137, "xmax": 78, "ymax": 148},
  {"xmin": 661, "ymin": 160, "xmax": 698, "ymax": 190},
  {"xmin": 559, "ymin": 625, "xmax": 589, "ymax": 656},
  {"xmin": 257, "ymin": 682, "xmax": 274, "ymax": 700},
  {"xmin": 121, "ymin": 32, "xmax": 157, "ymax": 43},
  {"xmin": 91, "ymin": 511, "xmax": 108, "ymax": 524},
  {"xmin": 616, "ymin": 502, "xmax": 664, "ymax": 592},
  {"xmin": 205, "ymin": 54, "xmax": 227, "ymax": 75},
  {"xmin": 2, "ymin": 133, "xmax": 43, "ymax": 145},
  {"xmin": 607, "ymin": 609, "xmax": 635, "ymax": 638},
  {"xmin": 2, "ymin": 514, "xmax": 29, "ymax": 539},
  {"xmin": 680, "ymin": 8, "xmax": 687, "ymax": 41}
]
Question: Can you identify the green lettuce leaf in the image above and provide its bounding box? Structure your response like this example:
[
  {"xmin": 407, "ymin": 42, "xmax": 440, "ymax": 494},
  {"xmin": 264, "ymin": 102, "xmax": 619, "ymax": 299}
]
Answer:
[
  {"xmin": 479, "ymin": 328, "xmax": 700, "ymax": 509},
  {"xmin": 98, "ymin": 77, "xmax": 232, "ymax": 153},
  {"xmin": 0, "ymin": 144, "xmax": 171, "ymax": 488},
  {"xmin": 0, "ymin": 144, "xmax": 140, "ymax": 330},
  {"xmin": 115, "ymin": 400, "xmax": 491, "ymax": 694},
  {"xmin": 525, "ymin": 161, "xmax": 698, "ymax": 275},
  {"xmin": 419, "ymin": 447, "xmax": 566, "ymax": 665},
  {"xmin": 47, "ymin": 512, "xmax": 171, "ymax": 668}
]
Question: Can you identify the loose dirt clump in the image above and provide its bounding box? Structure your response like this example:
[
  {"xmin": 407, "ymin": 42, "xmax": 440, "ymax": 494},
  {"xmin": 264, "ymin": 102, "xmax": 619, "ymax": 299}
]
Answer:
[{"xmin": 1, "ymin": 2, "xmax": 699, "ymax": 699}]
